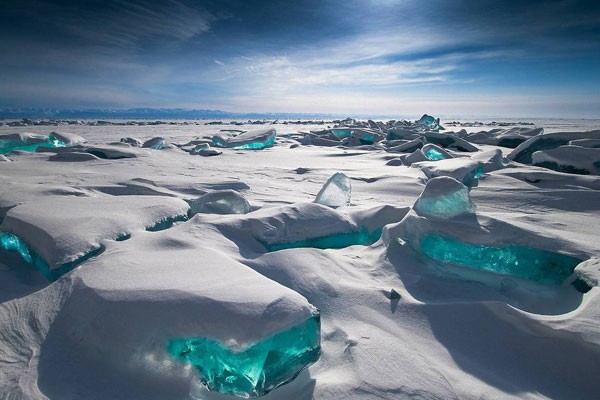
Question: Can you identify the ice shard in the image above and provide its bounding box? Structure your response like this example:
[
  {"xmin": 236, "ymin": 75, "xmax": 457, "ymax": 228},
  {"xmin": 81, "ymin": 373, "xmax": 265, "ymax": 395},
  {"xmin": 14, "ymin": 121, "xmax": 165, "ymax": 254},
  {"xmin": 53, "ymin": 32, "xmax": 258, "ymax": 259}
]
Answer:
[
  {"xmin": 420, "ymin": 233, "xmax": 582, "ymax": 285},
  {"xmin": 0, "ymin": 132, "xmax": 66, "ymax": 155},
  {"xmin": 212, "ymin": 128, "xmax": 277, "ymax": 150},
  {"xmin": 142, "ymin": 137, "xmax": 166, "ymax": 150},
  {"xmin": 314, "ymin": 172, "xmax": 351, "ymax": 208},
  {"xmin": 422, "ymin": 144, "xmax": 452, "ymax": 161},
  {"xmin": 189, "ymin": 190, "xmax": 251, "ymax": 215},
  {"xmin": 168, "ymin": 311, "xmax": 321, "ymax": 398},
  {"xmin": 418, "ymin": 114, "xmax": 440, "ymax": 129},
  {"xmin": 413, "ymin": 176, "xmax": 475, "ymax": 219}
]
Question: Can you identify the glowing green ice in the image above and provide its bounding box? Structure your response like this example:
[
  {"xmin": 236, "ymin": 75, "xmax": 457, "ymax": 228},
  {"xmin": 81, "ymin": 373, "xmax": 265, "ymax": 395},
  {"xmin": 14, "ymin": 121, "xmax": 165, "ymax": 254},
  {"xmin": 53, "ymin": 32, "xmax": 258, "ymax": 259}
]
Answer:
[
  {"xmin": 0, "ymin": 232, "xmax": 101, "ymax": 281},
  {"xmin": 414, "ymin": 188, "xmax": 474, "ymax": 219},
  {"xmin": 264, "ymin": 229, "xmax": 381, "ymax": 252},
  {"xmin": 0, "ymin": 134, "xmax": 66, "ymax": 155},
  {"xmin": 420, "ymin": 233, "xmax": 581, "ymax": 285},
  {"xmin": 168, "ymin": 312, "xmax": 320, "ymax": 398},
  {"xmin": 213, "ymin": 135, "xmax": 276, "ymax": 150},
  {"xmin": 424, "ymin": 148, "xmax": 446, "ymax": 161},
  {"xmin": 232, "ymin": 135, "xmax": 276, "ymax": 150}
]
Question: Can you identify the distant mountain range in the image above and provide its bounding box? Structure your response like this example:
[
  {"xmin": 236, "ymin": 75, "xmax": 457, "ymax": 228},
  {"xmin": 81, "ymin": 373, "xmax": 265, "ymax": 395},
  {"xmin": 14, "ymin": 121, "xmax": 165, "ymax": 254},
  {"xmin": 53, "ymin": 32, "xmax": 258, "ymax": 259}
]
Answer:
[{"xmin": 0, "ymin": 108, "xmax": 350, "ymax": 120}]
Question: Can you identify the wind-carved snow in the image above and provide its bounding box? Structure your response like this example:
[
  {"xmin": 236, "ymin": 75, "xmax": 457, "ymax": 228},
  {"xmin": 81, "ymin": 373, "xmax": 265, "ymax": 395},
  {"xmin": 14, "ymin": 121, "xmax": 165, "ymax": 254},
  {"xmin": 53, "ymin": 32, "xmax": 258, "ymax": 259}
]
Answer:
[
  {"xmin": 1, "ymin": 119, "xmax": 600, "ymax": 400},
  {"xmin": 314, "ymin": 172, "xmax": 351, "ymax": 208}
]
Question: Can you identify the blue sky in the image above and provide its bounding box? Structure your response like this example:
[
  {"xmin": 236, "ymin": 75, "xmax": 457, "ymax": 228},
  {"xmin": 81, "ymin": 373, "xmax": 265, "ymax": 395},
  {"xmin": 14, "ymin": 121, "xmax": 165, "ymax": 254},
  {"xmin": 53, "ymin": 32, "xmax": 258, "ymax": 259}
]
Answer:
[{"xmin": 0, "ymin": 0, "xmax": 599, "ymax": 117}]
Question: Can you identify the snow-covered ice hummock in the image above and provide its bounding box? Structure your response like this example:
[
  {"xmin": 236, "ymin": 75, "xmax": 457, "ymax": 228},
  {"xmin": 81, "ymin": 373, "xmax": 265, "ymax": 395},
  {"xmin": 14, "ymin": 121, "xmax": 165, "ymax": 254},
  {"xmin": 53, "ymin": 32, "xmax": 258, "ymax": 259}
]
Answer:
[
  {"xmin": 314, "ymin": 172, "xmax": 351, "ymax": 208},
  {"xmin": 142, "ymin": 137, "xmax": 167, "ymax": 150},
  {"xmin": 508, "ymin": 130, "xmax": 600, "ymax": 165},
  {"xmin": 0, "ymin": 195, "xmax": 189, "ymax": 280},
  {"xmin": 212, "ymin": 128, "xmax": 277, "ymax": 149},
  {"xmin": 465, "ymin": 127, "xmax": 544, "ymax": 148},
  {"xmin": 389, "ymin": 177, "xmax": 584, "ymax": 286},
  {"xmin": 0, "ymin": 220, "xmax": 321, "ymax": 399},
  {"xmin": 0, "ymin": 132, "xmax": 67, "ymax": 154},
  {"xmin": 531, "ymin": 145, "xmax": 600, "ymax": 175}
]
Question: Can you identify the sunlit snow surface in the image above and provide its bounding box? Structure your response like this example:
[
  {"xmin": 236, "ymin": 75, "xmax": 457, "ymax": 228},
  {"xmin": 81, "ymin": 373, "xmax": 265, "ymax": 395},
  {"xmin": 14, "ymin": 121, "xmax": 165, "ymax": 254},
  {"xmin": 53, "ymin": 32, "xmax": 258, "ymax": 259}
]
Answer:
[{"xmin": 1, "ymin": 118, "xmax": 600, "ymax": 400}]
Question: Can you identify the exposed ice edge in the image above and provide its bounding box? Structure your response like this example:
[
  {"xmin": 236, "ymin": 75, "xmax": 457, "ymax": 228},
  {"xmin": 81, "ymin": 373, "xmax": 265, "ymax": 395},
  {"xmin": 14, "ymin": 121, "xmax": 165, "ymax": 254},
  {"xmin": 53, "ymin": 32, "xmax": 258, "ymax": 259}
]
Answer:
[
  {"xmin": 0, "ymin": 215, "xmax": 322, "ymax": 399},
  {"xmin": 383, "ymin": 177, "xmax": 588, "ymax": 288},
  {"xmin": 0, "ymin": 201, "xmax": 410, "ymax": 398},
  {"xmin": 0, "ymin": 195, "xmax": 190, "ymax": 271}
]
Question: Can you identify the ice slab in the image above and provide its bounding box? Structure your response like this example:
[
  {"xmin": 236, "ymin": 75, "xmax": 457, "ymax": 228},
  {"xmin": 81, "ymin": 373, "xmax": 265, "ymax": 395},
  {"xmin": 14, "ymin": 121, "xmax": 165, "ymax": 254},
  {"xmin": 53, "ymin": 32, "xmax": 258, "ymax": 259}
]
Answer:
[
  {"xmin": 212, "ymin": 128, "xmax": 277, "ymax": 150},
  {"xmin": 508, "ymin": 130, "xmax": 600, "ymax": 164},
  {"xmin": 189, "ymin": 190, "xmax": 251, "ymax": 215},
  {"xmin": 191, "ymin": 143, "xmax": 222, "ymax": 156},
  {"xmin": 120, "ymin": 137, "xmax": 143, "ymax": 147},
  {"xmin": 142, "ymin": 137, "xmax": 167, "ymax": 150},
  {"xmin": 0, "ymin": 132, "xmax": 66, "ymax": 155},
  {"xmin": 417, "ymin": 158, "xmax": 485, "ymax": 187},
  {"xmin": 420, "ymin": 233, "xmax": 582, "ymax": 285},
  {"xmin": 0, "ymin": 195, "xmax": 189, "ymax": 270},
  {"xmin": 386, "ymin": 137, "xmax": 424, "ymax": 153},
  {"xmin": 413, "ymin": 177, "xmax": 475, "ymax": 219},
  {"xmin": 49, "ymin": 131, "xmax": 86, "ymax": 145},
  {"xmin": 470, "ymin": 149, "xmax": 505, "ymax": 173},
  {"xmin": 418, "ymin": 114, "xmax": 441, "ymax": 130},
  {"xmin": 466, "ymin": 127, "xmax": 543, "ymax": 148},
  {"xmin": 422, "ymin": 144, "xmax": 452, "ymax": 161},
  {"xmin": 532, "ymin": 146, "xmax": 600, "ymax": 175},
  {"xmin": 314, "ymin": 172, "xmax": 351, "ymax": 208},
  {"xmin": 568, "ymin": 139, "xmax": 600, "ymax": 148},
  {"xmin": 422, "ymin": 132, "xmax": 477, "ymax": 152},
  {"xmin": 37, "ymin": 228, "xmax": 319, "ymax": 398},
  {"xmin": 168, "ymin": 310, "xmax": 320, "ymax": 398}
]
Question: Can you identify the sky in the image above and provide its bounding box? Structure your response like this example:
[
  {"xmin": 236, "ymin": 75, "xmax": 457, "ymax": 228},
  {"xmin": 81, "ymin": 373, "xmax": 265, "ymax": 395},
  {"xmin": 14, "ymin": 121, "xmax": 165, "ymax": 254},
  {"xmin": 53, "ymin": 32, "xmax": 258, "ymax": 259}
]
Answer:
[{"xmin": 0, "ymin": 0, "xmax": 599, "ymax": 118}]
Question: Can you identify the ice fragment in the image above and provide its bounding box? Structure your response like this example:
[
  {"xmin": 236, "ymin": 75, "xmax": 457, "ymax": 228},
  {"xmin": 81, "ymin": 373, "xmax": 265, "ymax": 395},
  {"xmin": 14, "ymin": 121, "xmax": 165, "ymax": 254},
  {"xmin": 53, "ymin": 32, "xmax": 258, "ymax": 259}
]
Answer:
[
  {"xmin": 414, "ymin": 177, "xmax": 475, "ymax": 219},
  {"xmin": 314, "ymin": 172, "xmax": 351, "ymax": 208},
  {"xmin": 168, "ymin": 311, "xmax": 320, "ymax": 398},
  {"xmin": 420, "ymin": 234, "xmax": 581, "ymax": 285}
]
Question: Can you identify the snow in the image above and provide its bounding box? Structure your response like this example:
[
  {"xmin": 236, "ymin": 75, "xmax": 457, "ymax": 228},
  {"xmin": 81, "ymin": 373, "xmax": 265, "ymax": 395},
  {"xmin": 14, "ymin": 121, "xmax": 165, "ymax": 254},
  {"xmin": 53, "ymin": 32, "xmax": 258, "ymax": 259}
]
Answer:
[
  {"xmin": 1, "ymin": 119, "xmax": 600, "ymax": 399},
  {"xmin": 532, "ymin": 145, "xmax": 600, "ymax": 175}
]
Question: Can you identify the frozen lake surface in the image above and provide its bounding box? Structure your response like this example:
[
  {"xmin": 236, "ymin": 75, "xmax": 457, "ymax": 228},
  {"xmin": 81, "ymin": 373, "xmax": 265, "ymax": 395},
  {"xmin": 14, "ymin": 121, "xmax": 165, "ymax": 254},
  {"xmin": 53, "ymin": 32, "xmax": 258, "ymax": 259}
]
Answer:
[{"xmin": 1, "ymin": 118, "xmax": 600, "ymax": 399}]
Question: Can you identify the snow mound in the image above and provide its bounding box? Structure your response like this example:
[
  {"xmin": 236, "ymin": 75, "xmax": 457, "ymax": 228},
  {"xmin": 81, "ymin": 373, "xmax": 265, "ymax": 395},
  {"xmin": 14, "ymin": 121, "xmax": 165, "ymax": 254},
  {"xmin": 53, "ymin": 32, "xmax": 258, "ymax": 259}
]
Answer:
[
  {"xmin": 0, "ymin": 195, "xmax": 190, "ymax": 271},
  {"xmin": 48, "ymin": 152, "xmax": 101, "ymax": 162},
  {"xmin": 466, "ymin": 127, "xmax": 543, "ymax": 148},
  {"xmin": 532, "ymin": 145, "xmax": 600, "ymax": 175},
  {"xmin": 0, "ymin": 223, "xmax": 319, "ymax": 399},
  {"xmin": 508, "ymin": 130, "xmax": 600, "ymax": 164}
]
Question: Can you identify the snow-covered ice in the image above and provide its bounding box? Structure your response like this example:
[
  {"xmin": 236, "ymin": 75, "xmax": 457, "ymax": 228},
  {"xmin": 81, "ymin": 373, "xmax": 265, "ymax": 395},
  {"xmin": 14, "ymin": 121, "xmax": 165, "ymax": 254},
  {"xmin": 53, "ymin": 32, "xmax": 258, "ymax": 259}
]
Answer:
[{"xmin": 1, "ymin": 118, "xmax": 600, "ymax": 400}]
